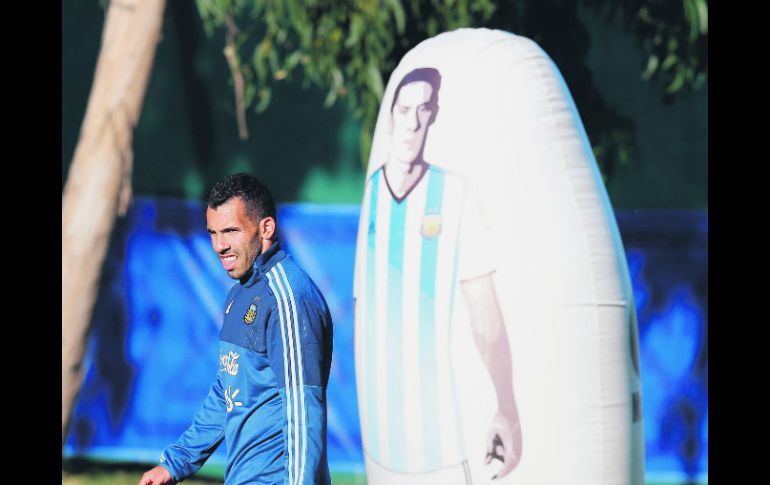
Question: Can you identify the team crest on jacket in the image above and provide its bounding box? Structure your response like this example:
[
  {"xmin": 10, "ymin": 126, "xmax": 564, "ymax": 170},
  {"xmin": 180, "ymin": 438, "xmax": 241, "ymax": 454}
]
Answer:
[
  {"xmin": 421, "ymin": 214, "xmax": 442, "ymax": 239},
  {"xmin": 243, "ymin": 296, "xmax": 260, "ymax": 324}
]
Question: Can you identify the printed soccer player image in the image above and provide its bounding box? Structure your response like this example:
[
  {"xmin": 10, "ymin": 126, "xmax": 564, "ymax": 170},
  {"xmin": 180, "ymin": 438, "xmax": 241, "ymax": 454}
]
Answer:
[
  {"xmin": 354, "ymin": 67, "xmax": 523, "ymax": 484},
  {"xmin": 139, "ymin": 174, "xmax": 334, "ymax": 485}
]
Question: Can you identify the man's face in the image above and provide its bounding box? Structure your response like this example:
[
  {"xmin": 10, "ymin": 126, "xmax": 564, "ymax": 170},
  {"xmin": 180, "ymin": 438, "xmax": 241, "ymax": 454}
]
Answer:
[
  {"xmin": 390, "ymin": 81, "xmax": 436, "ymax": 164},
  {"xmin": 206, "ymin": 197, "xmax": 262, "ymax": 280}
]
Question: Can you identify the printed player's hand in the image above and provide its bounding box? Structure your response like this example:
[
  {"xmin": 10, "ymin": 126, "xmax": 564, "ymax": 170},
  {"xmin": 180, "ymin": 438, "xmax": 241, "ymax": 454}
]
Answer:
[
  {"xmin": 484, "ymin": 407, "xmax": 522, "ymax": 479},
  {"xmin": 138, "ymin": 465, "xmax": 173, "ymax": 485}
]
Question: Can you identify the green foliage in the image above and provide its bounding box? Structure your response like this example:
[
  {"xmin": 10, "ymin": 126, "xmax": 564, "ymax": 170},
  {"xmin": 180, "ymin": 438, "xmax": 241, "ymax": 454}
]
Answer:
[
  {"xmin": 585, "ymin": 0, "xmax": 708, "ymax": 97},
  {"xmin": 196, "ymin": 0, "xmax": 706, "ymax": 178},
  {"xmin": 196, "ymin": 0, "xmax": 495, "ymax": 163}
]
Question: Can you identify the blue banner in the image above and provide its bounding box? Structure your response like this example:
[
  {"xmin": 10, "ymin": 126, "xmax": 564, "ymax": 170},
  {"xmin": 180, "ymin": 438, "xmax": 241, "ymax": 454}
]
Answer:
[{"xmin": 63, "ymin": 199, "xmax": 707, "ymax": 483}]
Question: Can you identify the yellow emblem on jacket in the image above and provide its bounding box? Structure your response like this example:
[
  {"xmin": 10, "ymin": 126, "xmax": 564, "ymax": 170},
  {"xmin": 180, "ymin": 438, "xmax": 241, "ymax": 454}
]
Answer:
[
  {"xmin": 421, "ymin": 214, "xmax": 442, "ymax": 239},
  {"xmin": 243, "ymin": 296, "xmax": 259, "ymax": 324}
]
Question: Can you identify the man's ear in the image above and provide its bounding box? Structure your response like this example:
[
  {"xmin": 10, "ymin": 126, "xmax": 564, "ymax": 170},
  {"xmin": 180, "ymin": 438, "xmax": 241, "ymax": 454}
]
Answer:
[{"xmin": 260, "ymin": 216, "xmax": 276, "ymax": 240}]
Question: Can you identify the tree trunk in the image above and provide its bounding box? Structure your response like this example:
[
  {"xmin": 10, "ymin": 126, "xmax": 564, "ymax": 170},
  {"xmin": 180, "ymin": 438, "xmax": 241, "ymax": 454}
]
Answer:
[{"xmin": 62, "ymin": 0, "xmax": 166, "ymax": 446}]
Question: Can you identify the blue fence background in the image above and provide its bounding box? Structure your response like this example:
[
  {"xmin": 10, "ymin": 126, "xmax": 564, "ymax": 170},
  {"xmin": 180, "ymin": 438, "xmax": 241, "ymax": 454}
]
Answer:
[{"xmin": 63, "ymin": 198, "xmax": 708, "ymax": 483}]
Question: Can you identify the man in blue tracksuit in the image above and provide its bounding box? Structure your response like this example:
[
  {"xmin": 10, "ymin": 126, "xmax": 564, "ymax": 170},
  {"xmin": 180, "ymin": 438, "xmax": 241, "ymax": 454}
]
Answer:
[{"xmin": 139, "ymin": 173, "xmax": 333, "ymax": 485}]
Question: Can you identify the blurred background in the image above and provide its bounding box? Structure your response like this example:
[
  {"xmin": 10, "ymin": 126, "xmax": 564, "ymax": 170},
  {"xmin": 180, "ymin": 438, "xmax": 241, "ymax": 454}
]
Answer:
[{"xmin": 62, "ymin": 1, "xmax": 707, "ymax": 484}]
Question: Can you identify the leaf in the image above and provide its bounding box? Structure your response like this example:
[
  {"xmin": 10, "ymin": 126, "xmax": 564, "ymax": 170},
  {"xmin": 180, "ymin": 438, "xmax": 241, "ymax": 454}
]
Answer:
[
  {"xmin": 324, "ymin": 87, "xmax": 338, "ymax": 108},
  {"xmin": 345, "ymin": 14, "xmax": 364, "ymax": 48},
  {"xmin": 366, "ymin": 63, "xmax": 384, "ymax": 100},
  {"xmin": 637, "ymin": 6, "xmax": 650, "ymax": 23},
  {"xmin": 195, "ymin": 0, "xmax": 220, "ymax": 36},
  {"xmin": 426, "ymin": 17, "xmax": 438, "ymax": 36},
  {"xmin": 386, "ymin": 0, "xmax": 406, "ymax": 34},
  {"xmin": 683, "ymin": 0, "xmax": 699, "ymax": 42},
  {"xmin": 697, "ymin": 0, "xmax": 708, "ymax": 34},
  {"xmin": 666, "ymin": 70, "xmax": 686, "ymax": 94},
  {"xmin": 284, "ymin": 51, "xmax": 303, "ymax": 71},
  {"xmin": 255, "ymin": 87, "xmax": 272, "ymax": 113},
  {"xmin": 243, "ymin": 82, "xmax": 256, "ymax": 107},
  {"xmin": 323, "ymin": 68, "xmax": 344, "ymax": 107},
  {"xmin": 471, "ymin": 0, "xmax": 496, "ymax": 19},
  {"xmin": 332, "ymin": 68, "xmax": 344, "ymax": 89},
  {"xmin": 642, "ymin": 55, "xmax": 659, "ymax": 80},
  {"xmin": 667, "ymin": 37, "xmax": 679, "ymax": 52},
  {"xmin": 661, "ymin": 53, "xmax": 677, "ymax": 71}
]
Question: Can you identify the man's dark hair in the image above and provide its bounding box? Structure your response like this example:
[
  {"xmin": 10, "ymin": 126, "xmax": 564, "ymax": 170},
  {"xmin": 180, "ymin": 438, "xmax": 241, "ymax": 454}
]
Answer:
[
  {"xmin": 390, "ymin": 67, "xmax": 442, "ymax": 113},
  {"xmin": 207, "ymin": 173, "xmax": 276, "ymax": 222}
]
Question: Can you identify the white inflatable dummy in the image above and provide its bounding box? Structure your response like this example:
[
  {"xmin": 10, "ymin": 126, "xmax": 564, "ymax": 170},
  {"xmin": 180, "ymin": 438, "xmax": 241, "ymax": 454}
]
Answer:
[{"xmin": 353, "ymin": 28, "xmax": 643, "ymax": 485}]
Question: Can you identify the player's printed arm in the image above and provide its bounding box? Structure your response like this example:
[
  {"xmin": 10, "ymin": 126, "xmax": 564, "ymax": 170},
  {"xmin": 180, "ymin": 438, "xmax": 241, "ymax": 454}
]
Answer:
[
  {"xmin": 461, "ymin": 273, "xmax": 522, "ymax": 477},
  {"xmin": 265, "ymin": 271, "xmax": 332, "ymax": 485},
  {"xmin": 159, "ymin": 374, "xmax": 227, "ymax": 482},
  {"xmin": 461, "ymin": 273, "xmax": 514, "ymax": 405}
]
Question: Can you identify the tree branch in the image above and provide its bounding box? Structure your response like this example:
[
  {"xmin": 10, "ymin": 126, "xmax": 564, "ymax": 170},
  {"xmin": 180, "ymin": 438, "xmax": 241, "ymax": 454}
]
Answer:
[{"xmin": 223, "ymin": 14, "xmax": 249, "ymax": 140}]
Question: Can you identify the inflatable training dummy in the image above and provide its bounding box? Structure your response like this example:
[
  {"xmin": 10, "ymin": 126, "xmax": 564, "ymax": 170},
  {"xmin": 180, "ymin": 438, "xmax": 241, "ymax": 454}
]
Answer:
[{"xmin": 353, "ymin": 28, "xmax": 644, "ymax": 485}]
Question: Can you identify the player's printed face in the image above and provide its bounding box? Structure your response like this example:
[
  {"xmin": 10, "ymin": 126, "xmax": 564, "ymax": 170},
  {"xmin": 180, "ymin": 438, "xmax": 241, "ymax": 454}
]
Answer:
[
  {"xmin": 206, "ymin": 197, "xmax": 262, "ymax": 280},
  {"xmin": 391, "ymin": 81, "xmax": 435, "ymax": 164}
]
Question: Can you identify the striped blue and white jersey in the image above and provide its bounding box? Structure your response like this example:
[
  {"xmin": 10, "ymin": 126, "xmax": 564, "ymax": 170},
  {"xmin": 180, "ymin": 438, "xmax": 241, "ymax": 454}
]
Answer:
[
  {"xmin": 354, "ymin": 164, "xmax": 494, "ymax": 473},
  {"xmin": 160, "ymin": 244, "xmax": 333, "ymax": 485}
]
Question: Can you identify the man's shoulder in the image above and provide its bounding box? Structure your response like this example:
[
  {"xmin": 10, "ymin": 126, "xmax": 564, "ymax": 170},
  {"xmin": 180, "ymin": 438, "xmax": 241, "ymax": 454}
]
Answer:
[
  {"xmin": 266, "ymin": 254, "xmax": 325, "ymax": 306},
  {"xmin": 268, "ymin": 257, "xmax": 331, "ymax": 330}
]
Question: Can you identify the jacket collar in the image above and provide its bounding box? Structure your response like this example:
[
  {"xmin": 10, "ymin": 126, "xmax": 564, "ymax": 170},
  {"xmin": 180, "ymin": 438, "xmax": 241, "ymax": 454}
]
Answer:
[{"xmin": 241, "ymin": 242, "xmax": 286, "ymax": 288}]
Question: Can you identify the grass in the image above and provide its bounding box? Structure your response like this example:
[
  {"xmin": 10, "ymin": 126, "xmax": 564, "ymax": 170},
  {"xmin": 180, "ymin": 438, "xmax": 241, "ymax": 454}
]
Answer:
[
  {"xmin": 61, "ymin": 459, "xmax": 704, "ymax": 485},
  {"xmin": 62, "ymin": 459, "xmax": 366, "ymax": 485},
  {"xmin": 62, "ymin": 460, "xmax": 219, "ymax": 485}
]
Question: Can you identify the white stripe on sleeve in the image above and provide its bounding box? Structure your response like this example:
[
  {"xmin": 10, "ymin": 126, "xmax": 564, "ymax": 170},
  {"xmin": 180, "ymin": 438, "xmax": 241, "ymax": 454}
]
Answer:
[
  {"xmin": 266, "ymin": 272, "xmax": 294, "ymax": 485},
  {"xmin": 277, "ymin": 262, "xmax": 307, "ymax": 485},
  {"xmin": 271, "ymin": 266, "xmax": 302, "ymax": 485}
]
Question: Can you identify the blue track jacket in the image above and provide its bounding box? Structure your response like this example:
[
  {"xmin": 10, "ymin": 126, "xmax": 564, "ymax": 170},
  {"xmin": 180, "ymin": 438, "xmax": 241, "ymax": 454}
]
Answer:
[{"xmin": 160, "ymin": 244, "xmax": 333, "ymax": 484}]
